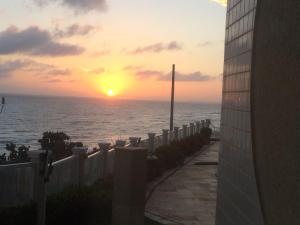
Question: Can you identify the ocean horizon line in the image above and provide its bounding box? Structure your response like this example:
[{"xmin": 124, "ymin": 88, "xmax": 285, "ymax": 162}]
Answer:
[{"xmin": 0, "ymin": 92, "xmax": 221, "ymax": 105}]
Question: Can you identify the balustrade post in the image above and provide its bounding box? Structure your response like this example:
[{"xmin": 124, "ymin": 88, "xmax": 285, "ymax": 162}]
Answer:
[
  {"xmin": 28, "ymin": 150, "xmax": 51, "ymax": 225},
  {"xmin": 72, "ymin": 146, "xmax": 88, "ymax": 186},
  {"xmin": 98, "ymin": 143, "xmax": 111, "ymax": 176},
  {"xmin": 129, "ymin": 137, "xmax": 141, "ymax": 147},
  {"xmin": 205, "ymin": 119, "xmax": 211, "ymax": 128},
  {"xmin": 162, "ymin": 129, "xmax": 169, "ymax": 145},
  {"xmin": 196, "ymin": 121, "xmax": 201, "ymax": 133},
  {"xmin": 201, "ymin": 120, "xmax": 205, "ymax": 128},
  {"xmin": 112, "ymin": 147, "xmax": 147, "ymax": 225},
  {"xmin": 148, "ymin": 133, "xmax": 156, "ymax": 156},
  {"xmin": 174, "ymin": 127, "xmax": 179, "ymax": 140},
  {"xmin": 115, "ymin": 140, "xmax": 126, "ymax": 147},
  {"xmin": 182, "ymin": 125, "xmax": 188, "ymax": 138},
  {"xmin": 190, "ymin": 123, "xmax": 195, "ymax": 136}
]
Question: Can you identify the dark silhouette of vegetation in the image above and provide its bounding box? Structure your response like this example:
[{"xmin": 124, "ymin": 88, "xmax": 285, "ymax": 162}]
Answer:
[
  {"xmin": 39, "ymin": 132, "xmax": 83, "ymax": 161},
  {"xmin": 0, "ymin": 144, "xmax": 30, "ymax": 165},
  {"xmin": 0, "ymin": 131, "xmax": 83, "ymax": 164},
  {"xmin": 147, "ymin": 127, "xmax": 213, "ymax": 181},
  {"xmin": 0, "ymin": 177, "xmax": 162, "ymax": 225}
]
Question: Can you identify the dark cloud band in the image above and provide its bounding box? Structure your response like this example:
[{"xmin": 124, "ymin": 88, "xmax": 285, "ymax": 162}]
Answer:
[
  {"xmin": 34, "ymin": 0, "xmax": 108, "ymax": 13},
  {"xmin": 128, "ymin": 41, "xmax": 183, "ymax": 55},
  {"xmin": 0, "ymin": 26, "xmax": 84, "ymax": 57}
]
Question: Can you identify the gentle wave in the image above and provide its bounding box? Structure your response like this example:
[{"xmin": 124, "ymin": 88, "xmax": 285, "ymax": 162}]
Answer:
[{"xmin": 0, "ymin": 95, "xmax": 221, "ymax": 153}]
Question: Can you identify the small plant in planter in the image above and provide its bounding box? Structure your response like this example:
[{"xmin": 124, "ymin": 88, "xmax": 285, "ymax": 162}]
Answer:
[
  {"xmin": 39, "ymin": 132, "xmax": 83, "ymax": 161},
  {"xmin": 0, "ymin": 143, "xmax": 30, "ymax": 164}
]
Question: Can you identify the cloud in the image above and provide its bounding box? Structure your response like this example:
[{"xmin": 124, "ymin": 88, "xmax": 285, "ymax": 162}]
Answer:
[
  {"xmin": 124, "ymin": 66, "xmax": 214, "ymax": 82},
  {"xmin": 0, "ymin": 59, "xmax": 71, "ymax": 79},
  {"xmin": 135, "ymin": 70, "xmax": 164, "ymax": 79},
  {"xmin": 210, "ymin": 0, "xmax": 227, "ymax": 6},
  {"xmin": 0, "ymin": 26, "xmax": 84, "ymax": 56},
  {"xmin": 91, "ymin": 50, "xmax": 110, "ymax": 57},
  {"xmin": 81, "ymin": 67, "xmax": 105, "ymax": 74},
  {"xmin": 47, "ymin": 78, "xmax": 62, "ymax": 83},
  {"xmin": 129, "ymin": 41, "xmax": 183, "ymax": 54},
  {"xmin": 123, "ymin": 65, "xmax": 143, "ymax": 71},
  {"xmin": 198, "ymin": 41, "xmax": 213, "ymax": 47},
  {"xmin": 159, "ymin": 72, "xmax": 212, "ymax": 82},
  {"xmin": 54, "ymin": 24, "xmax": 100, "ymax": 38},
  {"xmin": 0, "ymin": 60, "xmax": 30, "ymax": 78},
  {"xmin": 34, "ymin": 0, "xmax": 108, "ymax": 13}
]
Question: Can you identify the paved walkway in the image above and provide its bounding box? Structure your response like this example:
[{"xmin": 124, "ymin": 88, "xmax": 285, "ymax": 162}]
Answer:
[{"xmin": 146, "ymin": 142, "xmax": 219, "ymax": 225}]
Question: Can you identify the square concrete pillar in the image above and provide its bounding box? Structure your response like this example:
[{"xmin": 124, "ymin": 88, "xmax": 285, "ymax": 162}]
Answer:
[
  {"xmin": 72, "ymin": 146, "xmax": 88, "ymax": 186},
  {"xmin": 112, "ymin": 147, "xmax": 147, "ymax": 225},
  {"xmin": 28, "ymin": 150, "xmax": 50, "ymax": 225},
  {"xmin": 162, "ymin": 129, "xmax": 169, "ymax": 145}
]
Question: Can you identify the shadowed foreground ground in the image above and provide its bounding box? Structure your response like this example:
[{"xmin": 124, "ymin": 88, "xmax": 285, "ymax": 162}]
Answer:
[{"xmin": 146, "ymin": 142, "xmax": 219, "ymax": 225}]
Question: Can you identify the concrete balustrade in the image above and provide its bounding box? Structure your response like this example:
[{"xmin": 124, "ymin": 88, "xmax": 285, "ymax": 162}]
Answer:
[
  {"xmin": 0, "ymin": 162, "xmax": 33, "ymax": 206},
  {"xmin": 182, "ymin": 125, "xmax": 188, "ymax": 138},
  {"xmin": 201, "ymin": 120, "xmax": 205, "ymax": 128},
  {"xmin": 72, "ymin": 146, "xmax": 88, "ymax": 186},
  {"xmin": 148, "ymin": 133, "xmax": 156, "ymax": 156},
  {"xmin": 174, "ymin": 127, "xmax": 179, "ymax": 140},
  {"xmin": 205, "ymin": 119, "xmax": 211, "ymax": 128},
  {"xmin": 98, "ymin": 143, "xmax": 111, "ymax": 176},
  {"xmin": 28, "ymin": 150, "xmax": 51, "ymax": 225},
  {"xmin": 0, "ymin": 120, "xmax": 214, "ymax": 208},
  {"xmin": 196, "ymin": 121, "xmax": 201, "ymax": 133},
  {"xmin": 190, "ymin": 123, "xmax": 195, "ymax": 136},
  {"xmin": 115, "ymin": 140, "xmax": 126, "ymax": 147},
  {"xmin": 129, "ymin": 137, "xmax": 141, "ymax": 147},
  {"xmin": 162, "ymin": 129, "xmax": 169, "ymax": 145},
  {"xmin": 113, "ymin": 147, "xmax": 147, "ymax": 225}
]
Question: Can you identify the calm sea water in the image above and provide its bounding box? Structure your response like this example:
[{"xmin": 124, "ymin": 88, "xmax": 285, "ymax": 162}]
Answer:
[{"xmin": 0, "ymin": 95, "xmax": 221, "ymax": 153}]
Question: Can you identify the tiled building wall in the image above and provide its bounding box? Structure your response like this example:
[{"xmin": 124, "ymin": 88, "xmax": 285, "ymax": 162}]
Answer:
[{"xmin": 216, "ymin": 0, "xmax": 265, "ymax": 224}]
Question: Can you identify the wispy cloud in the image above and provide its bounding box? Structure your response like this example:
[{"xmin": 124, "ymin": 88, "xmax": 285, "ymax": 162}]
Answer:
[
  {"xmin": 124, "ymin": 66, "xmax": 214, "ymax": 82},
  {"xmin": 0, "ymin": 60, "xmax": 30, "ymax": 78},
  {"xmin": 54, "ymin": 24, "xmax": 100, "ymax": 38},
  {"xmin": 47, "ymin": 78, "xmax": 62, "ymax": 83},
  {"xmin": 0, "ymin": 26, "xmax": 84, "ymax": 57},
  {"xmin": 128, "ymin": 41, "xmax": 183, "ymax": 55},
  {"xmin": 0, "ymin": 59, "xmax": 71, "ymax": 79},
  {"xmin": 209, "ymin": 0, "xmax": 227, "ymax": 6},
  {"xmin": 33, "ymin": 0, "xmax": 108, "ymax": 14},
  {"xmin": 159, "ymin": 72, "xmax": 212, "ymax": 82},
  {"xmin": 81, "ymin": 67, "xmax": 105, "ymax": 74},
  {"xmin": 91, "ymin": 50, "xmax": 111, "ymax": 57},
  {"xmin": 198, "ymin": 41, "xmax": 213, "ymax": 47},
  {"xmin": 135, "ymin": 70, "xmax": 164, "ymax": 79}
]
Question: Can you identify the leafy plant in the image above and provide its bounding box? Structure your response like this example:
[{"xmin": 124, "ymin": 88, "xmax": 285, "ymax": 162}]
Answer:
[
  {"xmin": 0, "ymin": 143, "xmax": 30, "ymax": 164},
  {"xmin": 39, "ymin": 132, "xmax": 82, "ymax": 161}
]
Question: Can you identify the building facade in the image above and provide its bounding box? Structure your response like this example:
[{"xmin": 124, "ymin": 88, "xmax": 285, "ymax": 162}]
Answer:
[{"xmin": 216, "ymin": 0, "xmax": 299, "ymax": 225}]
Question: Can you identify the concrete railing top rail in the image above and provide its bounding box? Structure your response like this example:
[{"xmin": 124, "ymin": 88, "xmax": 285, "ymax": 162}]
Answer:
[{"xmin": 0, "ymin": 161, "xmax": 32, "ymax": 169}]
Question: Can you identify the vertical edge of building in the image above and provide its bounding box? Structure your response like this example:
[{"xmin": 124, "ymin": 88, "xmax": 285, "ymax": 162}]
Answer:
[
  {"xmin": 217, "ymin": 0, "xmax": 300, "ymax": 225},
  {"xmin": 251, "ymin": 0, "xmax": 300, "ymax": 225},
  {"xmin": 216, "ymin": 0, "xmax": 265, "ymax": 224}
]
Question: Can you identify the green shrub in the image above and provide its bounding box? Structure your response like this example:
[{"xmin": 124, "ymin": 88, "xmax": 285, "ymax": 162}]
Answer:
[
  {"xmin": 46, "ymin": 177, "xmax": 113, "ymax": 225},
  {"xmin": 39, "ymin": 132, "xmax": 83, "ymax": 161},
  {"xmin": 200, "ymin": 127, "xmax": 212, "ymax": 144},
  {"xmin": 0, "ymin": 178, "xmax": 113, "ymax": 225},
  {"xmin": 147, "ymin": 128, "xmax": 213, "ymax": 182},
  {"xmin": 0, "ymin": 144, "xmax": 30, "ymax": 165},
  {"xmin": 0, "ymin": 202, "xmax": 36, "ymax": 225}
]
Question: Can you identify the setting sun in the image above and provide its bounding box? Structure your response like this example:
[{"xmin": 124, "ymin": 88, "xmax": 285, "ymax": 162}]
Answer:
[{"xmin": 107, "ymin": 89, "xmax": 115, "ymax": 97}]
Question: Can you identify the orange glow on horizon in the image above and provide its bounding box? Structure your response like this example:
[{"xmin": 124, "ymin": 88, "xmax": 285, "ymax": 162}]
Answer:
[{"xmin": 93, "ymin": 71, "xmax": 134, "ymax": 98}]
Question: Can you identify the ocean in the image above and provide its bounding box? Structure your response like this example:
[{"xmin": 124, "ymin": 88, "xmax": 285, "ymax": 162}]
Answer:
[{"xmin": 0, "ymin": 95, "xmax": 221, "ymax": 153}]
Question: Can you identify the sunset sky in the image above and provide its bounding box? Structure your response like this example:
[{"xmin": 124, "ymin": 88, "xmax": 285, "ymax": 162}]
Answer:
[{"xmin": 0, "ymin": 0, "xmax": 226, "ymax": 103}]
